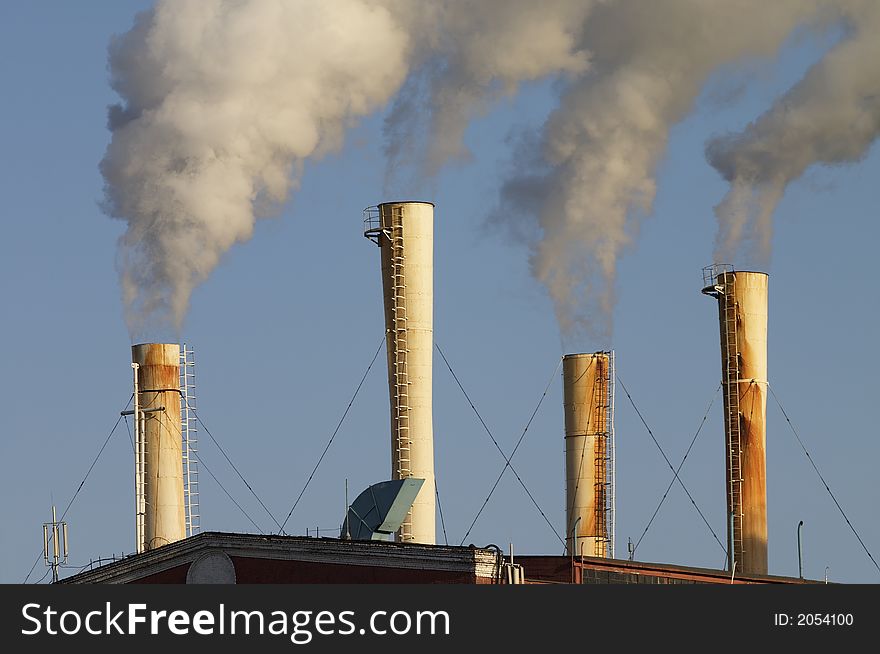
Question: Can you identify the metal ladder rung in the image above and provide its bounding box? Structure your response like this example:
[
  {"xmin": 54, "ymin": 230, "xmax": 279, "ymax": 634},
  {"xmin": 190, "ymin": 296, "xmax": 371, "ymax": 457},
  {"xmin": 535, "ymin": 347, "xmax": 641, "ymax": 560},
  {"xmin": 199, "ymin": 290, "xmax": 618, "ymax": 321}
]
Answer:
[{"xmin": 386, "ymin": 209, "xmax": 415, "ymax": 541}]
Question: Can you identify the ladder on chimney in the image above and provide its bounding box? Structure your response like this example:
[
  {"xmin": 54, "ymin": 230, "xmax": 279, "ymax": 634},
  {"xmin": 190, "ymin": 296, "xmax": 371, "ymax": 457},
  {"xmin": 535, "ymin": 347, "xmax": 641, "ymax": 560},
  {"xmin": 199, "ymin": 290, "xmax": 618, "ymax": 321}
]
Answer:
[
  {"xmin": 608, "ymin": 350, "xmax": 616, "ymax": 558},
  {"xmin": 130, "ymin": 363, "xmax": 146, "ymax": 554},
  {"xmin": 388, "ymin": 206, "xmax": 413, "ymax": 541},
  {"xmin": 592, "ymin": 353, "xmax": 614, "ymax": 558},
  {"xmin": 719, "ymin": 276, "xmax": 744, "ymax": 569},
  {"xmin": 180, "ymin": 344, "xmax": 200, "ymax": 538}
]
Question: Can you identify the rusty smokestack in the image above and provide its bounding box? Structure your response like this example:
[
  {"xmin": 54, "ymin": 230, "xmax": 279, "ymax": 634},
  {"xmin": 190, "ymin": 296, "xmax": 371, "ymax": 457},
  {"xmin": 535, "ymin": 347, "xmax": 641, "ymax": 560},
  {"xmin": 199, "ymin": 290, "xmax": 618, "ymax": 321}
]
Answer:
[
  {"xmin": 562, "ymin": 352, "xmax": 614, "ymax": 558},
  {"xmin": 365, "ymin": 201, "xmax": 436, "ymax": 545},
  {"xmin": 131, "ymin": 343, "xmax": 186, "ymax": 551},
  {"xmin": 702, "ymin": 267, "xmax": 768, "ymax": 575}
]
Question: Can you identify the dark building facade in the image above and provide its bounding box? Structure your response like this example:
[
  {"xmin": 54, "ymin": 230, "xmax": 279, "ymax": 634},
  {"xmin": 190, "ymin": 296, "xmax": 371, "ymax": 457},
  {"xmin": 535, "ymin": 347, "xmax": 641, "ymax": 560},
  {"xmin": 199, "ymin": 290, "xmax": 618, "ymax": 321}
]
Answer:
[{"xmin": 61, "ymin": 532, "xmax": 813, "ymax": 585}]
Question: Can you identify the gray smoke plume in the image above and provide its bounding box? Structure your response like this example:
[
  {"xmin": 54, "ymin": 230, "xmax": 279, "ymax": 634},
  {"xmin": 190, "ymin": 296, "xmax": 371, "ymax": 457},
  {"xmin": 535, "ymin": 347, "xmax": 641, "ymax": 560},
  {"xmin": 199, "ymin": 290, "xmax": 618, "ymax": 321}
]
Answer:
[
  {"xmin": 488, "ymin": 1, "xmax": 835, "ymax": 339},
  {"xmin": 707, "ymin": 1, "xmax": 880, "ymax": 265},
  {"xmin": 101, "ymin": 0, "xmax": 412, "ymax": 336},
  {"xmin": 385, "ymin": 1, "xmax": 842, "ymax": 339},
  {"xmin": 383, "ymin": 1, "xmax": 594, "ymax": 182},
  {"xmin": 103, "ymin": 0, "xmax": 877, "ymax": 341}
]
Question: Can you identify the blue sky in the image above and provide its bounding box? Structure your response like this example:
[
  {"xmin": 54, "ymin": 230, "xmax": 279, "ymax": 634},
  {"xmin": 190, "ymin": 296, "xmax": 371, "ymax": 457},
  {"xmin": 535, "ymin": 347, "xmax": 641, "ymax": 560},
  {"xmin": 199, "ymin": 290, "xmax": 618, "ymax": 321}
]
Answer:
[{"xmin": 1, "ymin": 2, "xmax": 877, "ymax": 583}]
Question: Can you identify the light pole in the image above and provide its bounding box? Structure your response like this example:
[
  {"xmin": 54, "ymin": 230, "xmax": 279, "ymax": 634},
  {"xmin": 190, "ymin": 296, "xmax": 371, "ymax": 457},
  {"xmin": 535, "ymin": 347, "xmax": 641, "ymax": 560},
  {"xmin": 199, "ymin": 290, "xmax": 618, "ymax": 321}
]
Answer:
[
  {"xmin": 797, "ymin": 520, "xmax": 804, "ymax": 579},
  {"xmin": 569, "ymin": 516, "xmax": 582, "ymax": 584},
  {"xmin": 570, "ymin": 516, "xmax": 582, "ymax": 557}
]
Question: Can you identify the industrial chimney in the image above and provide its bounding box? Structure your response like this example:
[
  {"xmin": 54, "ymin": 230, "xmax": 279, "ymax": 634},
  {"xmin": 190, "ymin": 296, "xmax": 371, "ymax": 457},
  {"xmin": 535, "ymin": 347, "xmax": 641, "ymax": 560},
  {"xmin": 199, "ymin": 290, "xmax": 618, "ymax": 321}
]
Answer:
[
  {"xmin": 364, "ymin": 201, "xmax": 436, "ymax": 545},
  {"xmin": 701, "ymin": 266, "xmax": 768, "ymax": 575},
  {"xmin": 562, "ymin": 352, "xmax": 615, "ymax": 558},
  {"xmin": 131, "ymin": 343, "xmax": 186, "ymax": 552}
]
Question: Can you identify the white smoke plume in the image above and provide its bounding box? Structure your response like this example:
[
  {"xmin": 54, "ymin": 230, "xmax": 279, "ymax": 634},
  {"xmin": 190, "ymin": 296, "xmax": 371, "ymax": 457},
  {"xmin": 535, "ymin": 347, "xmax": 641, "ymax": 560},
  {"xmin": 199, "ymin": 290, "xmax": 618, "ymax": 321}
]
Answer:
[
  {"xmin": 707, "ymin": 1, "xmax": 880, "ymax": 265},
  {"xmin": 385, "ymin": 0, "xmax": 842, "ymax": 339},
  {"xmin": 101, "ymin": 0, "xmax": 412, "ymax": 336},
  {"xmin": 488, "ymin": 1, "xmax": 836, "ymax": 340},
  {"xmin": 383, "ymin": 1, "xmax": 594, "ymax": 182},
  {"xmin": 103, "ymin": 0, "xmax": 877, "ymax": 341}
]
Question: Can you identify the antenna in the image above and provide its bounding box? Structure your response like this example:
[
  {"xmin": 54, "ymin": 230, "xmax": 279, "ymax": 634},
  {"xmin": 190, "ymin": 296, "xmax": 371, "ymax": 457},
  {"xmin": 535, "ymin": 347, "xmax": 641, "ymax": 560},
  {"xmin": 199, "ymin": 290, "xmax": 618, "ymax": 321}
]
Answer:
[
  {"xmin": 342, "ymin": 478, "xmax": 350, "ymax": 540},
  {"xmin": 42, "ymin": 505, "xmax": 68, "ymax": 583}
]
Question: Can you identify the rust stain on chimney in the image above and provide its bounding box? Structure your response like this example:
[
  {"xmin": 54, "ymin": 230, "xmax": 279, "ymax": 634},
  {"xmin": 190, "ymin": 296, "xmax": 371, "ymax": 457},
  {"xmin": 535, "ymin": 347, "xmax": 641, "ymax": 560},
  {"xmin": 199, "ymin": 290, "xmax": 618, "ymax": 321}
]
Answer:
[
  {"xmin": 132, "ymin": 343, "xmax": 186, "ymax": 551},
  {"xmin": 563, "ymin": 352, "xmax": 612, "ymax": 558},
  {"xmin": 707, "ymin": 270, "xmax": 769, "ymax": 576}
]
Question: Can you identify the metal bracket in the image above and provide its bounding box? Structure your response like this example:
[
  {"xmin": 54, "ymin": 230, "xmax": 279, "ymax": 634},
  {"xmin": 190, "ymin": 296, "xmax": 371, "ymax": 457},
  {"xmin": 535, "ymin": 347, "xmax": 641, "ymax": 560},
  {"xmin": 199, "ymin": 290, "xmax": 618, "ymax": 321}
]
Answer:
[{"xmin": 121, "ymin": 407, "xmax": 166, "ymax": 416}]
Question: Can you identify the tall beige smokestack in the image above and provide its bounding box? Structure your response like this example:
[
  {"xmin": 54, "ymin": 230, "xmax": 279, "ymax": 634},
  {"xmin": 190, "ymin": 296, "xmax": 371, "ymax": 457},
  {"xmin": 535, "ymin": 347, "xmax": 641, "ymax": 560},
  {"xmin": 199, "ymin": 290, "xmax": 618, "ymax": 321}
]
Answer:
[
  {"xmin": 562, "ymin": 352, "xmax": 613, "ymax": 558},
  {"xmin": 132, "ymin": 343, "xmax": 186, "ymax": 551},
  {"xmin": 702, "ymin": 268, "xmax": 768, "ymax": 575},
  {"xmin": 373, "ymin": 201, "xmax": 435, "ymax": 544}
]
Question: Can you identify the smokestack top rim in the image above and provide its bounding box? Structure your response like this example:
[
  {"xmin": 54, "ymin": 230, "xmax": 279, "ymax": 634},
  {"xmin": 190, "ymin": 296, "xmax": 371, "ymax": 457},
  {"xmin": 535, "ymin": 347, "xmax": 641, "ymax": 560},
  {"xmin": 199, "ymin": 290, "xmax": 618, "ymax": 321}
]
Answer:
[
  {"xmin": 377, "ymin": 200, "xmax": 435, "ymax": 209},
  {"xmin": 704, "ymin": 270, "xmax": 769, "ymax": 296},
  {"xmin": 131, "ymin": 342, "xmax": 181, "ymax": 366},
  {"xmin": 724, "ymin": 270, "xmax": 769, "ymax": 277},
  {"xmin": 563, "ymin": 351, "xmax": 611, "ymax": 360}
]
